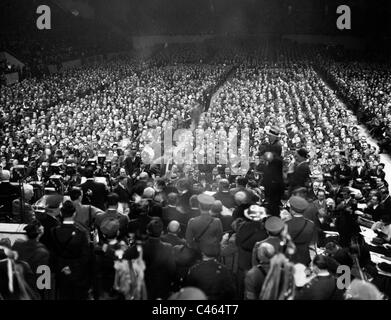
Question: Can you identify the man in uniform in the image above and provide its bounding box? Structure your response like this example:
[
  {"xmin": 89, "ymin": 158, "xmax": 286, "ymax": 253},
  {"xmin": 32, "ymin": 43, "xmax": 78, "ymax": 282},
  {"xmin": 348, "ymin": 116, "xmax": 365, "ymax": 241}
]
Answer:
[
  {"xmin": 185, "ymin": 194, "xmax": 223, "ymax": 258},
  {"xmin": 286, "ymin": 196, "xmax": 315, "ymax": 266}
]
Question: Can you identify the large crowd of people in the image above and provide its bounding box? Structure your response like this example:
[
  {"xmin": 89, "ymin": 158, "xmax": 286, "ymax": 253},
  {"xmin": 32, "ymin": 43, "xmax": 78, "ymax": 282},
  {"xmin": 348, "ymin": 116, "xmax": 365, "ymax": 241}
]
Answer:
[
  {"xmin": 319, "ymin": 58, "xmax": 391, "ymax": 155},
  {"xmin": 1, "ymin": 40, "xmax": 391, "ymax": 300}
]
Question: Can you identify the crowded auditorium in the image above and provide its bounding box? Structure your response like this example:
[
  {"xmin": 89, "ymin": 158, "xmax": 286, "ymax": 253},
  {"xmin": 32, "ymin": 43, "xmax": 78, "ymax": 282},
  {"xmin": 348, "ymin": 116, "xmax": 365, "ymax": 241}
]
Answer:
[{"xmin": 1, "ymin": 0, "xmax": 391, "ymax": 303}]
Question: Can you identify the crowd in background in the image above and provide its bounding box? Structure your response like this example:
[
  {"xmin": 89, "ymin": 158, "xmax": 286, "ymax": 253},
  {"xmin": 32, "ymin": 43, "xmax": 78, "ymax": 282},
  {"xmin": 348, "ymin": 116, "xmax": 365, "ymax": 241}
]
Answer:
[{"xmin": 1, "ymin": 40, "xmax": 391, "ymax": 300}]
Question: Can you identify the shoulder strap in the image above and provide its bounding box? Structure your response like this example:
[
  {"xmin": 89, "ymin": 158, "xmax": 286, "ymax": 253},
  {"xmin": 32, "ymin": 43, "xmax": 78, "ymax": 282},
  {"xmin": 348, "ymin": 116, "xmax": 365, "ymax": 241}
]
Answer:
[
  {"xmin": 194, "ymin": 218, "xmax": 214, "ymax": 242},
  {"xmin": 292, "ymin": 219, "xmax": 308, "ymax": 242}
]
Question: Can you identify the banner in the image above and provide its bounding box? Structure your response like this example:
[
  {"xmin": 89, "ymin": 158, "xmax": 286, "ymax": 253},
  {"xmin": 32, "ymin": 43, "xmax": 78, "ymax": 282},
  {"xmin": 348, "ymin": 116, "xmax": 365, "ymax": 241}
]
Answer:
[{"xmin": 5, "ymin": 72, "xmax": 19, "ymax": 85}]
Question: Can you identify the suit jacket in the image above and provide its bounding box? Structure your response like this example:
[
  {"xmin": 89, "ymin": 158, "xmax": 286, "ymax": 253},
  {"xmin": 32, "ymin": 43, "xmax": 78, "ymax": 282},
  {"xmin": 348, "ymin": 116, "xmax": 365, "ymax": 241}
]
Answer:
[
  {"xmin": 262, "ymin": 157, "xmax": 284, "ymax": 197},
  {"xmin": 289, "ymin": 161, "xmax": 311, "ymax": 190},
  {"xmin": 186, "ymin": 259, "xmax": 237, "ymax": 300},
  {"xmin": 286, "ymin": 216, "xmax": 315, "ymax": 265},
  {"xmin": 124, "ymin": 156, "xmax": 141, "ymax": 176},
  {"xmin": 186, "ymin": 213, "xmax": 223, "ymax": 257},
  {"xmin": 80, "ymin": 179, "xmax": 108, "ymax": 211},
  {"xmin": 295, "ymin": 275, "xmax": 344, "ymax": 300},
  {"xmin": 124, "ymin": 237, "xmax": 176, "ymax": 300}
]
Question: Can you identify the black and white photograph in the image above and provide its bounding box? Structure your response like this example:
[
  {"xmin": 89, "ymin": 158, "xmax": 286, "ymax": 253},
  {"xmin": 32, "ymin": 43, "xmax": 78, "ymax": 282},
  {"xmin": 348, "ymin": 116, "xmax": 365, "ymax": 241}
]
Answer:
[{"xmin": 1, "ymin": 0, "xmax": 391, "ymax": 308}]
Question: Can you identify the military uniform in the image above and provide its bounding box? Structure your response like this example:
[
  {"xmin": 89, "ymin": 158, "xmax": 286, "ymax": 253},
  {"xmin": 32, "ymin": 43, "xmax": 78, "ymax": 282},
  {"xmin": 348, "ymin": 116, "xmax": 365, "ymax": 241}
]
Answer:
[{"xmin": 186, "ymin": 258, "xmax": 237, "ymax": 300}]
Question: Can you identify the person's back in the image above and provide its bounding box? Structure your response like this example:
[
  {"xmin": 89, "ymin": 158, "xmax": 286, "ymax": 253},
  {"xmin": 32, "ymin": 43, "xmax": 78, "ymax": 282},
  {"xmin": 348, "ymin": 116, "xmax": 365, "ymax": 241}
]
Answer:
[
  {"xmin": 286, "ymin": 197, "xmax": 315, "ymax": 265},
  {"xmin": 245, "ymin": 242, "xmax": 276, "ymax": 300},
  {"xmin": 236, "ymin": 213, "xmax": 268, "ymax": 271},
  {"xmin": 95, "ymin": 193, "xmax": 129, "ymax": 238},
  {"xmin": 80, "ymin": 167, "xmax": 108, "ymax": 211},
  {"xmin": 185, "ymin": 195, "xmax": 223, "ymax": 258},
  {"xmin": 0, "ymin": 170, "xmax": 20, "ymax": 218},
  {"xmin": 161, "ymin": 221, "xmax": 186, "ymax": 247},
  {"xmin": 214, "ymin": 179, "xmax": 236, "ymax": 209},
  {"xmin": 125, "ymin": 218, "xmax": 176, "ymax": 300}
]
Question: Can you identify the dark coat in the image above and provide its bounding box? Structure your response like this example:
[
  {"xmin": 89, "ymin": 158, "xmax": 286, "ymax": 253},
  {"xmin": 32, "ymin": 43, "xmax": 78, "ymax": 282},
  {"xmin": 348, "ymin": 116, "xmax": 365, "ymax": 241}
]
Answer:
[
  {"xmin": 214, "ymin": 191, "xmax": 236, "ymax": 209},
  {"xmin": 113, "ymin": 185, "xmax": 131, "ymax": 204},
  {"xmin": 186, "ymin": 213, "xmax": 223, "ymax": 257},
  {"xmin": 0, "ymin": 182, "xmax": 20, "ymax": 216},
  {"xmin": 124, "ymin": 237, "xmax": 176, "ymax": 300},
  {"xmin": 236, "ymin": 220, "xmax": 268, "ymax": 271},
  {"xmin": 124, "ymin": 156, "xmax": 141, "ymax": 176},
  {"xmin": 12, "ymin": 239, "xmax": 50, "ymax": 274},
  {"xmin": 80, "ymin": 179, "xmax": 108, "ymax": 211},
  {"xmin": 286, "ymin": 216, "xmax": 315, "ymax": 265},
  {"xmin": 289, "ymin": 161, "xmax": 311, "ymax": 190},
  {"xmin": 295, "ymin": 275, "xmax": 344, "ymax": 300}
]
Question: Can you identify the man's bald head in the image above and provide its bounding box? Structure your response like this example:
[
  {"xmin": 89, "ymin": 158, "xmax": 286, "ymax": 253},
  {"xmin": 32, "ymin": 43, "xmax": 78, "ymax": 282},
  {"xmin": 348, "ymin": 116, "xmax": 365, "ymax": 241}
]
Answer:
[{"xmin": 168, "ymin": 220, "xmax": 181, "ymax": 234}]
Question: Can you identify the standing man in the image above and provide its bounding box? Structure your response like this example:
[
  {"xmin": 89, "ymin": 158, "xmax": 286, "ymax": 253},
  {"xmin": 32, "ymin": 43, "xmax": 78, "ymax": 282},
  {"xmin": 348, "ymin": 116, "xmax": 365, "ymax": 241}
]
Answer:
[{"xmin": 51, "ymin": 201, "xmax": 91, "ymax": 300}]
